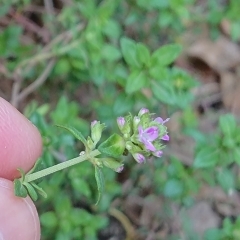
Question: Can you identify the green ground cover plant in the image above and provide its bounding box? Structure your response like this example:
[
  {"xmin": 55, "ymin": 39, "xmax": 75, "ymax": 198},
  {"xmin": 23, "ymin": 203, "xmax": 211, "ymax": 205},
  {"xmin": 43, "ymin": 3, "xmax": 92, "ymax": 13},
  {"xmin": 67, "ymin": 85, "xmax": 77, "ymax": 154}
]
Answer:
[{"xmin": 1, "ymin": 0, "xmax": 240, "ymax": 239}]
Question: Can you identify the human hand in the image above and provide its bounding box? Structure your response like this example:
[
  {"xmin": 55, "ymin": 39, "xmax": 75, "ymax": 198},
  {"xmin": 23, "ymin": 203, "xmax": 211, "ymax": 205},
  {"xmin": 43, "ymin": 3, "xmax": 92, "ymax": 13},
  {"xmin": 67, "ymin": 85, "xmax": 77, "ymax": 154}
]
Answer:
[{"xmin": 0, "ymin": 97, "xmax": 42, "ymax": 240}]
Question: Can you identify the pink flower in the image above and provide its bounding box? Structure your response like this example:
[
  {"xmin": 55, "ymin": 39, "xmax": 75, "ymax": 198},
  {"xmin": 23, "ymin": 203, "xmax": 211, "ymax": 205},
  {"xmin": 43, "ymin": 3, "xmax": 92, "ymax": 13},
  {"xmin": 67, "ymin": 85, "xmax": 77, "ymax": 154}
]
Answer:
[{"xmin": 138, "ymin": 126, "xmax": 159, "ymax": 151}]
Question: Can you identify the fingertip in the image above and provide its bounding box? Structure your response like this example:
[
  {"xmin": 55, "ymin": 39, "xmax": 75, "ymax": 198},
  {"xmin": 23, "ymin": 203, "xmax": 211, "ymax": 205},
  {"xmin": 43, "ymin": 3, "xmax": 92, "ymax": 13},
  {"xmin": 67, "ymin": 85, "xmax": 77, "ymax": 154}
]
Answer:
[
  {"xmin": 0, "ymin": 178, "xmax": 40, "ymax": 240},
  {"xmin": 0, "ymin": 97, "xmax": 42, "ymax": 180}
]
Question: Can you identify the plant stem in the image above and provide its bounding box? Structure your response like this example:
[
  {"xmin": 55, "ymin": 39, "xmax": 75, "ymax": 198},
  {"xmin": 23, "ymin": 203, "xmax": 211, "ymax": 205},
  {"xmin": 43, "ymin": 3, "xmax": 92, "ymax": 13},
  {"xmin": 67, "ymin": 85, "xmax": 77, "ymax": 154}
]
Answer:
[{"xmin": 25, "ymin": 149, "xmax": 101, "ymax": 183}]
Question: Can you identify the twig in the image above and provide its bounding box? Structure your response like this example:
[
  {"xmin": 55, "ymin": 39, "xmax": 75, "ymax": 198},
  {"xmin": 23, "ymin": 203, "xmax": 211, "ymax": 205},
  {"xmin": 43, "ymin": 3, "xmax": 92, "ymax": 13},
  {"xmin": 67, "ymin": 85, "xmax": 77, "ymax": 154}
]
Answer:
[
  {"xmin": 9, "ymin": 8, "xmax": 50, "ymax": 43},
  {"xmin": 17, "ymin": 59, "xmax": 56, "ymax": 103},
  {"xmin": 109, "ymin": 208, "xmax": 136, "ymax": 240},
  {"xmin": 9, "ymin": 23, "xmax": 84, "ymax": 107},
  {"xmin": 44, "ymin": 0, "xmax": 54, "ymax": 16},
  {"xmin": 14, "ymin": 23, "xmax": 84, "ymax": 74},
  {"xmin": 11, "ymin": 73, "xmax": 23, "ymax": 107},
  {"xmin": 41, "ymin": 23, "xmax": 84, "ymax": 52},
  {"xmin": 44, "ymin": 0, "xmax": 55, "ymax": 35},
  {"xmin": 24, "ymin": 5, "xmax": 58, "ymax": 14}
]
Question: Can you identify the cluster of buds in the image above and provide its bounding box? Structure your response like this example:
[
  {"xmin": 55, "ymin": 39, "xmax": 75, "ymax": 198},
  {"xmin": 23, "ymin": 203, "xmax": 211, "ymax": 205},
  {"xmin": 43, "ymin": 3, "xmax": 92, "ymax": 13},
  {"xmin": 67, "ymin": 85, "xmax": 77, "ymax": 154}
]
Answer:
[{"xmin": 117, "ymin": 108, "xmax": 169, "ymax": 164}]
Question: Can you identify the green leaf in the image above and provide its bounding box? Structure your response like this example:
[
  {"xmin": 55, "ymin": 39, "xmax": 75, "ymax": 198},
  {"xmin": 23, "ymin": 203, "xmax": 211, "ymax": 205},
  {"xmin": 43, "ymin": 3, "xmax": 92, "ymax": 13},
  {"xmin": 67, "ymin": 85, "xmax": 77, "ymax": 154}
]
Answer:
[
  {"xmin": 222, "ymin": 137, "xmax": 235, "ymax": 149},
  {"xmin": 103, "ymin": 19, "xmax": 121, "ymax": 39},
  {"xmin": 233, "ymin": 148, "xmax": 240, "ymax": 165},
  {"xmin": 17, "ymin": 168, "xmax": 26, "ymax": 181},
  {"xmin": 95, "ymin": 166, "xmax": 105, "ymax": 204},
  {"xmin": 151, "ymin": 44, "xmax": 182, "ymax": 66},
  {"xmin": 149, "ymin": 66, "xmax": 168, "ymax": 80},
  {"xmin": 150, "ymin": 80, "xmax": 176, "ymax": 105},
  {"xmin": 231, "ymin": 21, "xmax": 240, "ymax": 42},
  {"xmin": 126, "ymin": 70, "xmax": 148, "ymax": 94},
  {"xmin": 23, "ymin": 183, "xmax": 38, "ymax": 201},
  {"xmin": 120, "ymin": 37, "xmax": 140, "ymax": 68},
  {"xmin": 219, "ymin": 114, "xmax": 236, "ymax": 137},
  {"xmin": 31, "ymin": 182, "xmax": 48, "ymax": 198},
  {"xmin": 56, "ymin": 125, "xmax": 87, "ymax": 147},
  {"xmin": 0, "ymin": 4, "xmax": 10, "ymax": 17},
  {"xmin": 54, "ymin": 58, "xmax": 71, "ymax": 75},
  {"xmin": 163, "ymin": 179, "xmax": 184, "ymax": 198},
  {"xmin": 217, "ymin": 169, "xmax": 235, "ymax": 193},
  {"xmin": 101, "ymin": 44, "xmax": 121, "ymax": 61},
  {"xmin": 98, "ymin": 133, "xmax": 125, "ymax": 158},
  {"xmin": 194, "ymin": 147, "xmax": 218, "ymax": 168},
  {"xmin": 71, "ymin": 178, "xmax": 91, "ymax": 198},
  {"xmin": 27, "ymin": 158, "xmax": 44, "ymax": 175},
  {"xmin": 136, "ymin": 43, "xmax": 150, "ymax": 66},
  {"xmin": 113, "ymin": 93, "xmax": 134, "ymax": 115},
  {"xmin": 14, "ymin": 179, "xmax": 28, "ymax": 198},
  {"xmin": 204, "ymin": 228, "xmax": 222, "ymax": 240},
  {"xmin": 40, "ymin": 211, "xmax": 58, "ymax": 228}
]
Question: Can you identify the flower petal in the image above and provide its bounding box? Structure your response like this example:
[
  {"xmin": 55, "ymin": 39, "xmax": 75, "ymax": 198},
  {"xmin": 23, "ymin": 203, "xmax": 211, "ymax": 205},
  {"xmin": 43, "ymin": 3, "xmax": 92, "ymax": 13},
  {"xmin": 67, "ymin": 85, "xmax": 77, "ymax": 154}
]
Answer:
[
  {"xmin": 153, "ymin": 150, "xmax": 163, "ymax": 157},
  {"xmin": 143, "ymin": 139, "xmax": 156, "ymax": 151},
  {"xmin": 154, "ymin": 117, "xmax": 170, "ymax": 125},
  {"xmin": 154, "ymin": 117, "xmax": 164, "ymax": 124},
  {"xmin": 138, "ymin": 125, "xmax": 144, "ymax": 135},
  {"xmin": 161, "ymin": 134, "xmax": 169, "ymax": 141},
  {"xmin": 144, "ymin": 126, "xmax": 159, "ymax": 141}
]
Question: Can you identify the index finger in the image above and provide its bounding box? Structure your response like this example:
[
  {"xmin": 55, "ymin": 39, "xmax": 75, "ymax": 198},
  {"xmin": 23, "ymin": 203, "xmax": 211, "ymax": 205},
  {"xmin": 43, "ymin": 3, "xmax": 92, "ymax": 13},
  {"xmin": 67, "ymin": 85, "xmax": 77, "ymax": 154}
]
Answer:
[{"xmin": 0, "ymin": 97, "xmax": 42, "ymax": 180}]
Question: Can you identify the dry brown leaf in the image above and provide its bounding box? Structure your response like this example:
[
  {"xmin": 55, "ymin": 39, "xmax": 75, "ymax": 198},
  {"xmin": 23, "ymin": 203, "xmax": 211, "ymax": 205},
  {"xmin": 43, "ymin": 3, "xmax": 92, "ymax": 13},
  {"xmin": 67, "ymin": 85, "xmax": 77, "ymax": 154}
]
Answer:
[
  {"xmin": 220, "ymin": 71, "xmax": 240, "ymax": 115},
  {"xmin": 188, "ymin": 37, "xmax": 240, "ymax": 72},
  {"xmin": 139, "ymin": 196, "xmax": 163, "ymax": 227},
  {"xmin": 186, "ymin": 201, "xmax": 221, "ymax": 236},
  {"xmin": 220, "ymin": 71, "xmax": 236, "ymax": 109}
]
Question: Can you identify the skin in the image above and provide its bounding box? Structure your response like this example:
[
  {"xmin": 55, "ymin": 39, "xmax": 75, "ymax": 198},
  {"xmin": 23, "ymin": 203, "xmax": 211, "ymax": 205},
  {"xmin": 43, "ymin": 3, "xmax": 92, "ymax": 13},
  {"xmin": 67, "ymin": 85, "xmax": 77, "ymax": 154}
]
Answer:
[{"xmin": 0, "ymin": 97, "xmax": 42, "ymax": 240}]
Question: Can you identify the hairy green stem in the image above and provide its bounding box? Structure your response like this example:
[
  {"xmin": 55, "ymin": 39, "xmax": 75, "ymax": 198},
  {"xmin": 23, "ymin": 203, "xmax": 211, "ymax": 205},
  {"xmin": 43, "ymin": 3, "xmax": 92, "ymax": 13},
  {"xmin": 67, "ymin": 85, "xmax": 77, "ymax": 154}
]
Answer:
[{"xmin": 25, "ymin": 149, "xmax": 101, "ymax": 183}]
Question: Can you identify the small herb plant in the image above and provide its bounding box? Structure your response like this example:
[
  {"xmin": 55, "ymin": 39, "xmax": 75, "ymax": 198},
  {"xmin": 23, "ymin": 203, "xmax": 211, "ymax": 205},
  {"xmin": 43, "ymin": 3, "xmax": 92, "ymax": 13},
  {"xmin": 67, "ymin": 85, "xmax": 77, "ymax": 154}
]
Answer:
[{"xmin": 14, "ymin": 108, "xmax": 169, "ymax": 204}]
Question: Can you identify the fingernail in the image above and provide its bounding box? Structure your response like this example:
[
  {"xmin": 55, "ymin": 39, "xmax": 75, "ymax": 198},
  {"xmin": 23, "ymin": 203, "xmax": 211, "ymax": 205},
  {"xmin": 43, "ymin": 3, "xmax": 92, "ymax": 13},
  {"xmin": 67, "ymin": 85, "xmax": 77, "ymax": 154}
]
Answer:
[{"xmin": 0, "ymin": 178, "xmax": 40, "ymax": 240}]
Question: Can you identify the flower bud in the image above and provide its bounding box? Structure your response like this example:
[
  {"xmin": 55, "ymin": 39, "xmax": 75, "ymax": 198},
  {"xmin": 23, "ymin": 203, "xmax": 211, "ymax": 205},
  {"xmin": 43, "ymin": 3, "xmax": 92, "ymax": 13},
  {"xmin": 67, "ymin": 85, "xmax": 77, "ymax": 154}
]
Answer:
[
  {"xmin": 117, "ymin": 116, "xmax": 131, "ymax": 136},
  {"xmin": 138, "ymin": 108, "xmax": 149, "ymax": 116},
  {"xmin": 116, "ymin": 165, "xmax": 124, "ymax": 173},
  {"xmin": 91, "ymin": 120, "xmax": 98, "ymax": 127},
  {"xmin": 91, "ymin": 120, "xmax": 105, "ymax": 144},
  {"xmin": 133, "ymin": 116, "xmax": 140, "ymax": 131},
  {"xmin": 133, "ymin": 153, "xmax": 146, "ymax": 164},
  {"xmin": 117, "ymin": 117, "xmax": 125, "ymax": 128},
  {"xmin": 153, "ymin": 150, "xmax": 163, "ymax": 158}
]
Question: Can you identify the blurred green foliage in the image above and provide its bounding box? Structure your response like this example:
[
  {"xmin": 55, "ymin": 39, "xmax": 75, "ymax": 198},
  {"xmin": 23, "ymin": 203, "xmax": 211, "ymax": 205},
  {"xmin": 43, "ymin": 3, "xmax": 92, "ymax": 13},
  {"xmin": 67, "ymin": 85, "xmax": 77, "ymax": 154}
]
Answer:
[{"xmin": 2, "ymin": 0, "xmax": 240, "ymax": 239}]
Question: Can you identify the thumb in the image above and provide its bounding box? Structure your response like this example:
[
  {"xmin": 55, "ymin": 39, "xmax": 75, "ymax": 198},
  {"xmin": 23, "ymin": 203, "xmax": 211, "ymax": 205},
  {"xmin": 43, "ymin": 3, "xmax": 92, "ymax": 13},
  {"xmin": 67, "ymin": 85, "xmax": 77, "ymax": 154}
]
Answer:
[{"xmin": 0, "ymin": 178, "xmax": 40, "ymax": 240}]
